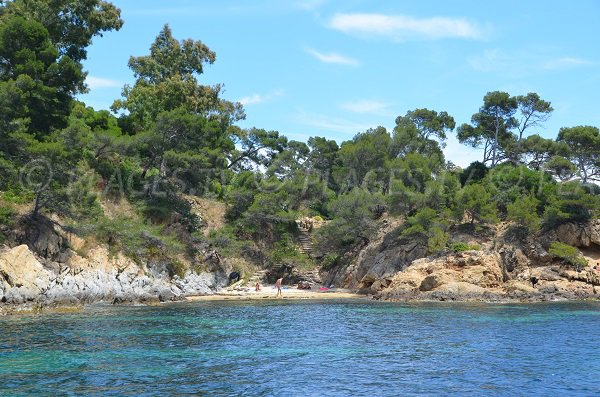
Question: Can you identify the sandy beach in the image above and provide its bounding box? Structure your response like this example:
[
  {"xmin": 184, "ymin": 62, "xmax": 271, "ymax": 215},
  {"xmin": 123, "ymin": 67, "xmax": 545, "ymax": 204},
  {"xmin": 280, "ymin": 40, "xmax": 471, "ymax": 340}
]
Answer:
[{"xmin": 186, "ymin": 287, "xmax": 366, "ymax": 301}]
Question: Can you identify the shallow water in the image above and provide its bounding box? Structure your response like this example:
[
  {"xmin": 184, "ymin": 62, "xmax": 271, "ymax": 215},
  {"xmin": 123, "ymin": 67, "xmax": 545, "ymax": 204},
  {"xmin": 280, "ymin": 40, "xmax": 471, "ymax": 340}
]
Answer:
[{"xmin": 1, "ymin": 300, "xmax": 599, "ymax": 396}]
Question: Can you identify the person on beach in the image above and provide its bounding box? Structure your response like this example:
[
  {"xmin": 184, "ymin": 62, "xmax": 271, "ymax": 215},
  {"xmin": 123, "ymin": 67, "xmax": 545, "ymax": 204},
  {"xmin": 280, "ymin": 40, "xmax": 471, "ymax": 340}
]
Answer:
[
  {"xmin": 275, "ymin": 277, "xmax": 283, "ymax": 297},
  {"xmin": 255, "ymin": 282, "xmax": 261, "ymax": 292}
]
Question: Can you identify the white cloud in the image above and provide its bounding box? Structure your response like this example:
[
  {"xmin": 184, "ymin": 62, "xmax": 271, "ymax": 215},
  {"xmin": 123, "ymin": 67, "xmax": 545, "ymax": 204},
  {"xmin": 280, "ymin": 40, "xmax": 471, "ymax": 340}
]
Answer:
[
  {"xmin": 239, "ymin": 94, "xmax": 264, "ymax": 105},
  {"xmin": 238, "ymin": 89, "xmax": 283, "ymax": 106},
  {"xmin": 328, "ymin": 13, "xmax": 483, "ymax": 41},
  {"xmin": 295, "ymin": 109, "xmax": 372, "ymax": 135},
  {"xmin": 305, "ymin": 47, "xmax": 360, "ymax": 66},
  {"xmin": 541, "ymin": 57, "xmax": 594, "ymax": 70},
  {"xmin": 339, "ymin": 100, "xmax": 392, "ymax": 115},
  {"xmin": 468, "ymin": 50, "xmax": 595, "ymax": 75},
  {"xmin": 86, "ymin": 76, "xmax": 122, "ymax": 89}
]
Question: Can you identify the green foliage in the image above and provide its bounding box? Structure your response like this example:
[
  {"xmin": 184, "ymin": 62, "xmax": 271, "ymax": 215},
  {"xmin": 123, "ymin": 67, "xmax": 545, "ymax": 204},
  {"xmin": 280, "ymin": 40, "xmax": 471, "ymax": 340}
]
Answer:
[
  {"xmin": 543, "ymin": 182, "xmax": 599, "ymax": 227},
  {"xmin": 0, "ymin": 15, "xmax": 82, "ymax": 134},
  {"xmin": 166, "ymin": 259, "xmax": 187, "ymax": 279},
  {"xmin": 557, "ymin": 126, "xmax": 600, "ymax": 183},
  {"xmin": 458, "ymin": 91, "xmax": 554, "ymax": 167},
  {"xmin": 402, "ymin": 207, "xmax": 450, "ymax": 254},
  {"xmin": 317, "ymin": 188, "xmax": 385, "ymax": 250},
  {"xmin": 320, "ymin": 253, "xmax": 341, "ymax": 270},
  {"xmin": 459, "ymin": 161, "xmax": 488, "ymax": 186},
  {"xmin": 544, "ymin": 155, "xmax": 577, "ymax": 181},
  {"xmin": 549, "ymin": 242, "xmax": 587, "ymax": 270},
  {"xmin": 457, "ymin": 91, "xmax": 518, "ymax": 166},
  {"xmin": 455, "ymin": 183, "xmax": 498, "ymax": 225},
  {"xmin": 450, "ymin": 242, "xmax": 481, "ymax": 252},
  {"xmin": 88, "ymin": 215, "xmax": 184, "ymax": 263},
  {"xmin": 0, "ymin": 203, "xmax": 15, "ymax": 226},
  {"xmin": 507, "ymin": 194, "xmax": 541, "ymax": 232},
  {"xmin": 427, "ymin": 227, "xmax": 449, "ymax": 254},
  {"xmin": 334, "ymin": 127, "xmax": 391, "ymax": 192},
  {"xmin": 112, "ymin": 24, "xmax": 242, "ymax": 133},
  {"xmin": 230, "ymin": 128, "xmax": 288, "ymax": 170},
  {"xmin": 2, "ymin": 0, "xmax": 123, "ymax": 62},
  {"xmin": 487, "ymin": 164, "xmax": 554, "ymax": 212}
]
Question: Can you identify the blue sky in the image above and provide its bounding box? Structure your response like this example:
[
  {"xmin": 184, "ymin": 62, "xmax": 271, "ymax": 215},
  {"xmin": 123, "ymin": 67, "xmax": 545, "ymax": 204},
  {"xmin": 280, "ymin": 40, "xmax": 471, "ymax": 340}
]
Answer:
[{"xmin": 80, "ymin": 0, "xmax": 600, "ymax": 167}]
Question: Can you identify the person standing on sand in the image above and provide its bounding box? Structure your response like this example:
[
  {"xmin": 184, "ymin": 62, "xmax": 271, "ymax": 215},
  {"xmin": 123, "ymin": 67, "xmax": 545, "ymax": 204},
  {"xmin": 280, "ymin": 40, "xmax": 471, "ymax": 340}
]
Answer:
[{"xmin": 275, "ymin": 277, "xmax": 283, "ymax": 297}]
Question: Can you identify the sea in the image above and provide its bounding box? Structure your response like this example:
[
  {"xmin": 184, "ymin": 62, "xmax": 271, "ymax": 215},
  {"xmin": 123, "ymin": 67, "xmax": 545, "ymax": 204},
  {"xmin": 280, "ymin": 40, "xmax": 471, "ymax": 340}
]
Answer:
[{"xmin": 1, "ymin": 300, "xmax": 599, "ymax": 396}]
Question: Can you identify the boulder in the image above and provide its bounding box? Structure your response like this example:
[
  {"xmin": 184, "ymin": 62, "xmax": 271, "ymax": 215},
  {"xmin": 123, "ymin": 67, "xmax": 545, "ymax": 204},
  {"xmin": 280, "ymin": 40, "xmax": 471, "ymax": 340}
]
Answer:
[
  {"xmin": 419, "ymin": 274, "xmax": 447, "ymax": 292},
  {"xmin": 158, "ymin": 289, "xmax": 177, "ymax": 302},
  {"xmin": 0, "ymin": 245, "xmax": 51, "ymax": 303}
]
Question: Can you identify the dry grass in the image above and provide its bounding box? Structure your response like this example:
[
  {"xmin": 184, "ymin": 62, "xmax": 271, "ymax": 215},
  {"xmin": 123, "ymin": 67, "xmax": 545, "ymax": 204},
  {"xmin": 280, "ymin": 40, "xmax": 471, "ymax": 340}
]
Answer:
[
  {"xmin": 184, "ymin": 195, "xmax": 227, "ymax": 236},
  {"xmin": 100, "ymin": 197, "xmax": 136, "ymax": 219}
]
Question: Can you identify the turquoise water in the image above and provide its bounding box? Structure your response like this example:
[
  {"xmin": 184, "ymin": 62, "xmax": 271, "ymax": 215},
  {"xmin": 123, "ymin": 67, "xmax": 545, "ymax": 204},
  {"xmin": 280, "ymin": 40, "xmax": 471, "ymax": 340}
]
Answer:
[{"xmin": 1, "ymin": 300, "xmax": 600, "ymax": 396}]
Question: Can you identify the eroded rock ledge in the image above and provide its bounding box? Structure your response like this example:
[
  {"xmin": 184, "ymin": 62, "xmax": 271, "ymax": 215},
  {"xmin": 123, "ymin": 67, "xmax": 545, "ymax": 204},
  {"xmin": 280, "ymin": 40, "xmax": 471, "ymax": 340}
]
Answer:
[
  {"xmin": 0, "ymin": 244, "xmax": 227, "ymax": 311},
  {"xmin": 376, "ymin": 250, "xmax": 600, "ymax": 302}
]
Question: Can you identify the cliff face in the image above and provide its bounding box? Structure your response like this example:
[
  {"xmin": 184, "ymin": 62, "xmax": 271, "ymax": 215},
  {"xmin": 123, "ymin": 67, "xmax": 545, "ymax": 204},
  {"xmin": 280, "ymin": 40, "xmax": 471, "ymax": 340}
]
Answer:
[
  {"xmin": 0, "ymin": 244, "xmax": 228, "ymax": 308},
  {"xmin": 326, "ymin": 218, "xmax": 600, "ymax": 301}
]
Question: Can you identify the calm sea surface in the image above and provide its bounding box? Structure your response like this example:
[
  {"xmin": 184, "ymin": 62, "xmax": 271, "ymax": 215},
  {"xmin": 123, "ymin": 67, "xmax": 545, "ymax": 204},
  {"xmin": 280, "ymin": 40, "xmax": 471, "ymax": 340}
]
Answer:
[{"xmin": 1, "ymin": 300, "xmax": 599, "ymax": 396}]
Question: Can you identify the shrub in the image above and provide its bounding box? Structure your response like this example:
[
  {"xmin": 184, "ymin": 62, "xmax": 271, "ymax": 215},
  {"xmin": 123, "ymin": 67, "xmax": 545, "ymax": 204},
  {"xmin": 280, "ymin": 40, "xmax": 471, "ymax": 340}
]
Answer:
[
  {"xmin": 549, "ymin": 242, "xmax": 587, "ymax": 271},
  {"xmin": 543, "ymin": 182, "xmax": 599, "ymax": 228},
  {"xmin": 259, "ymin": 233, "xmax": 315, "ymax": 271},
  {"xmin": 166, "ymin": 259, "xmax": 187, "ymax": 279},
  {"xmin": 88, "ymin": 215, "xmax": 184, "ymax": 263},
  {"xmin": 507, "ymin": 194, "xmax": 541, "ymax": 232},
  {"xmin": 427, "ymin": 227, "xmax": 449, "ymax": 254},
  {"xmin": 321, "ymin": 253, "xmax": 340, "ymax": 270},
  {"xmin": 450, "ymin": 242, "xmax": 481, "ymax": 252},
  {"xmin": 460, "ymin": 161, "xmax": 488, "ymax": 186},
  {"xmin": 456, "ymin": 183, "xmax": 498, "ymax": 226},
  {"xmin": 0, "ymin": 204, "xmax": 15, "ymax": 226}
]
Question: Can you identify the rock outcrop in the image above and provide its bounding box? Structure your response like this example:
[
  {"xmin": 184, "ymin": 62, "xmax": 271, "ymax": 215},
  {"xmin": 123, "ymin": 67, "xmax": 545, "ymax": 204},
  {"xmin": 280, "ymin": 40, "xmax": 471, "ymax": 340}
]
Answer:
[
  {"xmin": 0, "ymin": 244, "xmax": 227, "ymax": 308},
  {"xmin": 376, "ymin": 248, "xmax": 599, "ymax": 302},
  {"xmin": 555, "ymin": 220, "xmax": 600, "ymax": 248},
  {"xmin": 325, "ymin": 219, "xmax": 600, "ymax": 302},
  {"xmin": 322, "ymin": 218, "xmax": 427, "ymax": 290}
]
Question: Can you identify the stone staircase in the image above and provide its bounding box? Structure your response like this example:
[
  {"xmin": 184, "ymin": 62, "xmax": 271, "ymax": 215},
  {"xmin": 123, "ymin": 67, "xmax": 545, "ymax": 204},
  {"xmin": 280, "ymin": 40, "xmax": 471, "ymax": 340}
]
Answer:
[
  {"xmin": 249, "ymin": 269, "xmax": 268, "ymax": 286},
  {"xmin": 296, "ymin": 217, "xmax": 326, "ymax": 256},
  {"xmin": 297, "ymin": 228, "xmax": 313, "ymax": 255}
]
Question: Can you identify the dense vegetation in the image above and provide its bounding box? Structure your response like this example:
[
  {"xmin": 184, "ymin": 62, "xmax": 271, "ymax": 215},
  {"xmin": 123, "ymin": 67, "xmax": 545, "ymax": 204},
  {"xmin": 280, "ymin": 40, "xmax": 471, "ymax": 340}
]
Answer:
[{"xmin": 0, "ymin": 0, "xmax": 598, "ymax": 274}]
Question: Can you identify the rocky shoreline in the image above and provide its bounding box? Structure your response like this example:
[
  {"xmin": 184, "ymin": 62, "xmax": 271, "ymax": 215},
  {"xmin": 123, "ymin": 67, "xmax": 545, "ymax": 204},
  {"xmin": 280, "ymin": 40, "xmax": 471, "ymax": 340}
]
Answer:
[
  {"xmin": 0, "ymin": 244, "xmax": 228, "ymax": 315},
  {"xmin": 3, "ymin": 218, "xmax": 600, "ymax": 315}
]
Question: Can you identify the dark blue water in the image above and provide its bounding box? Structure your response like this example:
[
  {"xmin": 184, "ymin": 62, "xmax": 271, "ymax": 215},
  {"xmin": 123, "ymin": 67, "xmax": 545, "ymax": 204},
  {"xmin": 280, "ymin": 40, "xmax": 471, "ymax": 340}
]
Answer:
[{"xmin": 1, "ymin": 300, "xmax": 599, "ymax": 396}]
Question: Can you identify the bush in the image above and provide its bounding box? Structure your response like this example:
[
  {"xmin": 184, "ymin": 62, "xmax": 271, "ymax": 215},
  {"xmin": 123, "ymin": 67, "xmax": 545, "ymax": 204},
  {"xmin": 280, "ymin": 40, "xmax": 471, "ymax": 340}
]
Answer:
[
  {"xmin": 318, "ymin": 188, "xmax": 386, "ymax": 250},
  {"xmin": 543, "ymin": 182, "xmax": 599, "ymax": 228},
  {"xmin": 456, "ymin": 183, "xmax": 498, "ymax": 226},
  {"xmin": 166, "ymin": 259, "xmax": 187, "ymax": 279},
  {"xmin": 0, "ymin": 204, "xmax": 15, "ymax": 226},
  {"xmin": 450, "ymin": 242, "xmax": 481, "ymax": 252},
  {"xmin": 549, "ymin": 242, "xmax": 587, "ymax": 271},
  {"xmin": 507, "ymin": 194, "xmax": 541, "ymax": 232},
  {"xmin": 460, "ymin": 161, "xmax": 488, "ymax": 186},
  {"xmin": 270, "ymin": 234, "xmax": 313, "ymax": 269},
  {"xmin": 321, "ymin": 253, "xmax": 340, "ymax": 270},
  {"xmin": 88, "ymin": 215, "xmax": 184, "ymax": 263},
  {"xmin": 428, "ymin": 227, "xmax": 449, "ymax": 254}
]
